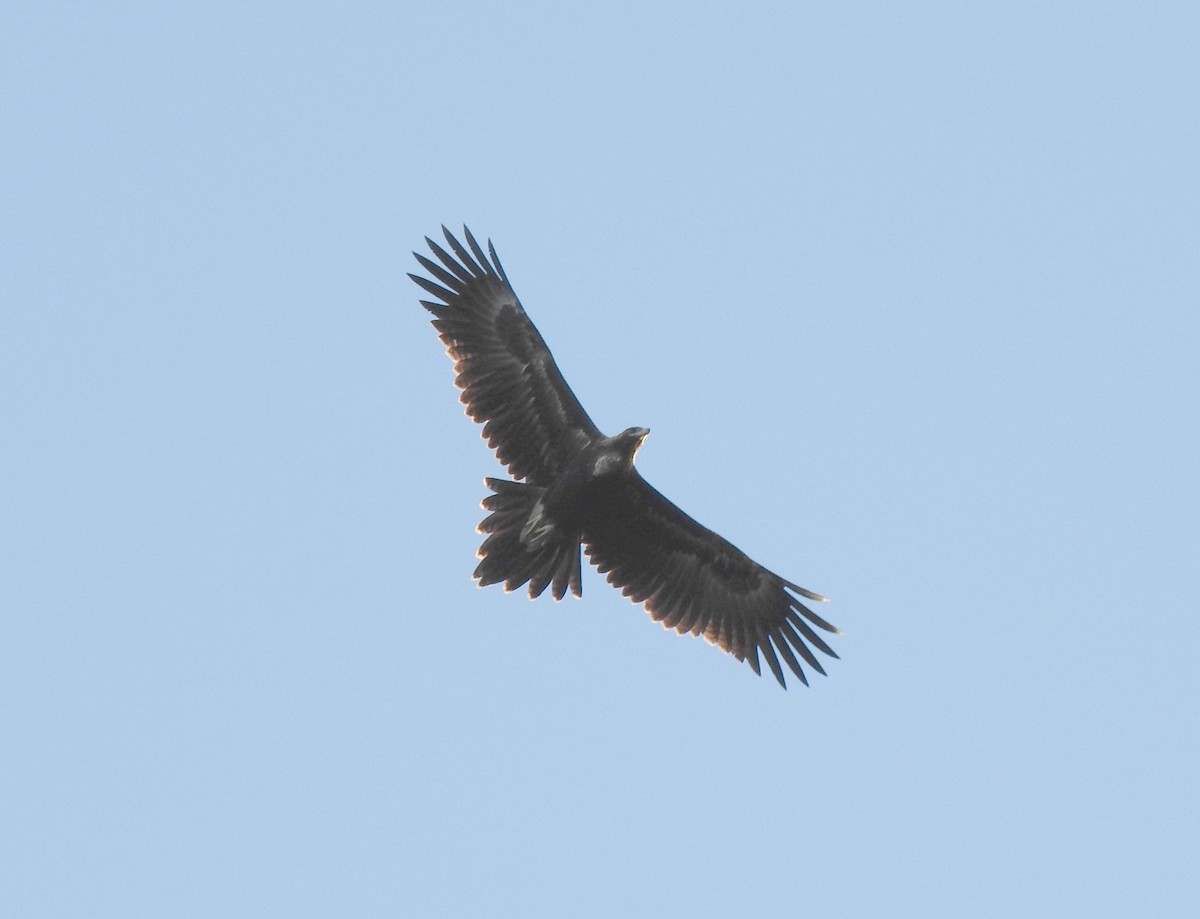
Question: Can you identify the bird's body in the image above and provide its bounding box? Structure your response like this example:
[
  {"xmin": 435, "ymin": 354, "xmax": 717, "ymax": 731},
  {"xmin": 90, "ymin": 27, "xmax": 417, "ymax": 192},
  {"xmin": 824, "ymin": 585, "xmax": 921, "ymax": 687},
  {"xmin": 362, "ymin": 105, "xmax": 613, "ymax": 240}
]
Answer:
[
  {"xmin": 532, "ymin": 427, "xmax": 648, "ymax": 537},
  {"xmin": 412, "ymin": 227, "xmax": 839, "ymax": 688}
]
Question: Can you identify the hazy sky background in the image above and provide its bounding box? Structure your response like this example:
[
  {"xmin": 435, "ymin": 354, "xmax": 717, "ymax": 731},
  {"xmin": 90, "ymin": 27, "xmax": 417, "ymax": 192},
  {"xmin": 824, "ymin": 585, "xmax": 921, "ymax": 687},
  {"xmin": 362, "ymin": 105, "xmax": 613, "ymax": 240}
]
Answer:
[{"xmin": 4, "ymin": 3, "xmax": 1198, "ymax": 916}]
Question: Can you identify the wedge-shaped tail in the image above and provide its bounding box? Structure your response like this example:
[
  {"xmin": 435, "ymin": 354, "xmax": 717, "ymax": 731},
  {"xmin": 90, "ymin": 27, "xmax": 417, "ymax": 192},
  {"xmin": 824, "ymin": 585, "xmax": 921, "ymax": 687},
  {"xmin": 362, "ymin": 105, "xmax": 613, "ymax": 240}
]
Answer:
[{"xmin": 474, "ymin": 478, "xmax": 583, "ymax": 601}]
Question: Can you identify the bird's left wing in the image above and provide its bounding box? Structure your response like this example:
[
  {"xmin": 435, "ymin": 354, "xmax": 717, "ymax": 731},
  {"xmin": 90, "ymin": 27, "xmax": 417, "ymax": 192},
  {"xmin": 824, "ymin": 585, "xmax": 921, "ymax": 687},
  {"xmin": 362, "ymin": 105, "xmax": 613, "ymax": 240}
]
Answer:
[
  {"xmin": 411, "ymin": 227, "xmax": 602, "ymax": 485},
  {"xmin": 582, "ymin": 472, "xmax": 839, "ymax": 688}
]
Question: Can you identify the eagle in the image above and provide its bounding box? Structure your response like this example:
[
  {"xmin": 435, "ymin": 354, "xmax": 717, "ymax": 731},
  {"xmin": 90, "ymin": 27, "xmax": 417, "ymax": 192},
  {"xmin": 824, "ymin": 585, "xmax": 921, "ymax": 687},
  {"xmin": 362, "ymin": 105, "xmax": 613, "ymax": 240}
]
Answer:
[{"xmin": 411, "ymin": 227, "xmax": 840, "ymax": 688}]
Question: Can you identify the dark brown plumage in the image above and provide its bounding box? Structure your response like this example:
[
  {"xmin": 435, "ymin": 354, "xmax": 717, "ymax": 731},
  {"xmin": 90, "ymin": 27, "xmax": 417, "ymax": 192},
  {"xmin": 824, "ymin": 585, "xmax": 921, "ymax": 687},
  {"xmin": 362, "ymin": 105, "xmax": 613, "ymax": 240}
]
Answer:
[{"xmin": 412, "ymin": 226, "xmax": 840, "ymax": 688}]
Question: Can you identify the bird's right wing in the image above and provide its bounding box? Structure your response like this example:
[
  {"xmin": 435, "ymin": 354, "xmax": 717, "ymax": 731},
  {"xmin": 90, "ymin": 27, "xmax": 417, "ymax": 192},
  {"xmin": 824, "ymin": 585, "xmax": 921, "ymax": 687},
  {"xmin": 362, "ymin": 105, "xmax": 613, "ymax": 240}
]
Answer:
[
  {"xmin": 582, "ymin": 471, "xmax": 839, "ymax": 689},
  {"xmin": 411, "ymin": 227, "xmax": 602, "ymax": 484}
]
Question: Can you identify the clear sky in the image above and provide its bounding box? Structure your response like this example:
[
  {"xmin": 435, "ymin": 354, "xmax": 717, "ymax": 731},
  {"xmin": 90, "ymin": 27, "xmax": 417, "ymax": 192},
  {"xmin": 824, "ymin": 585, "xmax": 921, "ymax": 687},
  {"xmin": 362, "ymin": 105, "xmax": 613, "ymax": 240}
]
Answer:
[{"xmin": 4, "ymin": 3, "xmax": 1198, "ymax": 916}]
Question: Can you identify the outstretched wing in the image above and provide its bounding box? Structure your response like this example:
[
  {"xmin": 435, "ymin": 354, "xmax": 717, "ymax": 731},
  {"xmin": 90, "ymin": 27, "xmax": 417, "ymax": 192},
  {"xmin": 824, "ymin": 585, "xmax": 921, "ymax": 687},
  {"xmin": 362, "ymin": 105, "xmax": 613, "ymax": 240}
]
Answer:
[
  {"xmin": 411, "ymin": 227, "xmax": 602, "ymax": 484},
  {"xmin": 582, "ymin": 472, "xmax": 840, "ymax": 689}
]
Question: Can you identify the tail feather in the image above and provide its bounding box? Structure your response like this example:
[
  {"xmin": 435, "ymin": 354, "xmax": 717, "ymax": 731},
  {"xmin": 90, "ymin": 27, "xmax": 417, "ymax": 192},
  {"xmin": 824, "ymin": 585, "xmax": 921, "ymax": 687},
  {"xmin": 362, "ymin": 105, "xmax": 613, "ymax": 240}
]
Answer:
[
  {"xmin": 549, "ymin": 544, "xmax": 581, "ymax": 601},
  {"xmin": 474, "ymin": 478, "xmax": 582, "ymax": 600}
]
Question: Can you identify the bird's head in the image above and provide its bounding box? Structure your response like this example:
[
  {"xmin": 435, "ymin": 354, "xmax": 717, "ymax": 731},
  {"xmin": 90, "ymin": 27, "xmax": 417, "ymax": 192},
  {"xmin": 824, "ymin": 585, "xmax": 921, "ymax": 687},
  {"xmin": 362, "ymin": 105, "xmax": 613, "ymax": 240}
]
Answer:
[
  {"xmin": 624, "ymin": 427, "xmax": 652, "ymax": 451},
  {"xmin": 620, "ymin": 426, "xmax": 650, "ymax": 458},
  {"xmin": 592, "ymin": 427, "xmax": 650, "ymax": 477}
]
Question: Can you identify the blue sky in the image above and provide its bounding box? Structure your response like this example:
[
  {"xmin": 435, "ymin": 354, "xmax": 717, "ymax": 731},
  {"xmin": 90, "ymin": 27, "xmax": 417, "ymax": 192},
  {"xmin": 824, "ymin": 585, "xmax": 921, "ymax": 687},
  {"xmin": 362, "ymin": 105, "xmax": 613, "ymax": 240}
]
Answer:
[{"xmin": 4, "ymin": 2, "xmax": 1198, "ymax": 916}]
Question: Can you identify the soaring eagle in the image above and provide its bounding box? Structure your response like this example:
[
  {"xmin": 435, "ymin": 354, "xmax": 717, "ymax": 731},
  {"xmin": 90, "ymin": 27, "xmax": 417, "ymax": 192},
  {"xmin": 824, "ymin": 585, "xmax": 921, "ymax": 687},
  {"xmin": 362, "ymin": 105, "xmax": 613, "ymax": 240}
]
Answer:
[{"xmin": 412, "ymin": 227, "xmax": 840, "ymax": 688}]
